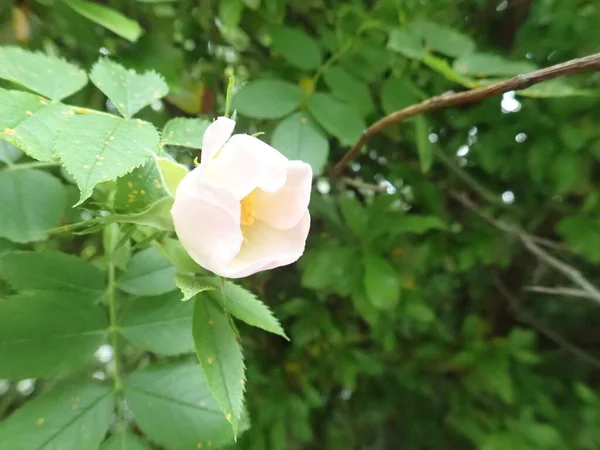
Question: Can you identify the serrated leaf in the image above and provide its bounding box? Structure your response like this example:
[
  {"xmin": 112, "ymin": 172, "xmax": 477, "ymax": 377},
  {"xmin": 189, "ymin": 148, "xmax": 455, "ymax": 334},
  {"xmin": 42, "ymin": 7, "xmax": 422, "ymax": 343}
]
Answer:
[
  {"xmin": 155, "ymin": 156, "xmax": 187, "ymax": 196},
  {"xmin": 53, "ymin": 114, "xmax": 158, "ymax": 205},
  {"xmin": 162, "ymin": 117, "xmax": 210, "ymax": 149},
  {"xmin": 307, "ymin": 93, "xmax": 365, "ymax": 146},
  {"xmin": 0, "ymin": 381, "xmax": 114, "ymax": 450},
  {"xmin": 387, "ymin": 28, "xmax": 426, "ymax": 60},
  {"xmin": 90, "ymin": 59, "xmax": 168, "ymax": 118},
  {"xmin": 175, "ymin": 273, "xmax": 216, "ymax": 301},
  {"xmin": 233, "ymin": 79, "xmax": 304, "ymax": 119},
  {"xmin": 0, "ymin": 89, "xmax": 74, "ymax": 162},
  {"xmin": 114, "ymin": 159, "xmax": 168, "ymax": 213},
  {"xmin": 271, "ymin": 111, "xmax": 328, "ymax": 176},
  {"xmin": 120, "ymin": 291, "xmax": 194, "ymax": 355},
  {"xmin": 156, "ymin": 238, "xmax": 202, "ymax": 273},
  {"xmin": 124, "ymin": 363, "xmax": 243, "ymax": 449},
  {"xmin": 118, "ymin": 247, "xmax": 177, "ymax": 296},
  {"xmin": 380, "ymin": 76, "xmax": 419, "ymax": 115},
  {"xmin": 415, "ymin": 115, "xmax": 433, "ymax": 172},
  {"xmin": 409, "ymin": 20, "xmax": 475, "ymax": 58},
  {"xmin": 0, "ymin": 250, "xmax": 105, "ymax": 293},
  {"xmin": 0, "ymin": 290, "xmax": 108, "ymax": 379},
  {"xmin": 193, "ymin": 296, "xmax": 245, "ymax": 435},
  {"xmin": 64, "ymin": 0, "xmax": 143, "ymax": 42},
  {"xmin": 100, "ymin": 432, "xmax": 151, "ymax": 450},
  {"xmin": 323, "ymin": 66, "xmax": 374, "ymax": 117},
  {"xmin": 0, "ymin": 169, "xmax": 66, "ymax": 243},
  {"xmin": 113, "ymin": 197, "xmax": 175, "ymax": 231},
  {"xmin": 271, "ymin": 26, "xmax": 322, "ymax": 70},
  {"xmin": 0, "ymin": 47, "xmax": 87, "ymax": 100},
  {"xmin": 363, "ymin": 252, "xmax": 400, "ymax": 310}
]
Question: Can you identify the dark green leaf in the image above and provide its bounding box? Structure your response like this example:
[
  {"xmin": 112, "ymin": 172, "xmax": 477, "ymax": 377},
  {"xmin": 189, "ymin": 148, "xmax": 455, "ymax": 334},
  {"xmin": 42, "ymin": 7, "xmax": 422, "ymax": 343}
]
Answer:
[
  {"xmin": 415, "ymin": 115, "xmax": 433, "ymax": 172},
  {"xmin": 323, "ymin": 66, "xmax": 374, "ymax": 117},
  {"xmin": 100, "ymin": 432, "xmax": 152, "ymax": 450},
  {"xmin": 380, "ymin": 76, "xmax": 419, "ymax": 115},
  {"xmin": 409, "ymin": 19, "xmax": 475, "ymax": 57},
  {"xmin": 118, "ymin": 247, "xmax": 177, "ymax": 296},
  {"xmin": 363, "ymin": 252, "xmax": 400, "ymax": 310},
  {"xmin": 307, "ymin": 93, "xmax": 365, "ymax": 146},
  {"xmin": 387, "ymin": 27, "xmax": 426, "ymax": 60},
  {"xmin": 114, "ymin": 159, "xmax": 168, "ymax": 213},
  {"xmin": 233, "ymin": 79, "xmax": 303, "ymax": 119},
  {"xmin": 271, "ymin": 26, "xmax": 322, "ymax": 70}
]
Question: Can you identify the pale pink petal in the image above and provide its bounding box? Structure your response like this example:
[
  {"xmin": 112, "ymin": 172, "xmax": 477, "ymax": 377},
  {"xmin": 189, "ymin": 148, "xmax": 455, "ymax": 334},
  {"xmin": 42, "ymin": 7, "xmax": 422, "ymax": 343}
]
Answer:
[
  {"xmin": 220, "ymin": 211, "xmax": 310, "ymax": 278},
  {"xmin": 204, "ymin": 134, "xmax": 287, "ymax": 199},
  {"xmin": 254, "ymin": 161, "xmax": 312, "ymax": 230},
  {"xmin": 201, "ymin": 117, "xmax": 236, "ymax": 164},
  {"xmin": 171, "ymin": 178, "xmax": 243, "ymax": 275}
]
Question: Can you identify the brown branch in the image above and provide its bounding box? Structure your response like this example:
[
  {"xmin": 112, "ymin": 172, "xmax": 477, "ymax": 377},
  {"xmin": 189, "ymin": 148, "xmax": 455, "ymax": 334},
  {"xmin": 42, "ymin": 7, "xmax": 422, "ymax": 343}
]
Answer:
[
  {"xmin": 329, "ymin": 51, "xmax": 600, "ymax": 179},
  {"xmin": 525, "ymin": 285, "xmax": 598, "ymax": 301}
]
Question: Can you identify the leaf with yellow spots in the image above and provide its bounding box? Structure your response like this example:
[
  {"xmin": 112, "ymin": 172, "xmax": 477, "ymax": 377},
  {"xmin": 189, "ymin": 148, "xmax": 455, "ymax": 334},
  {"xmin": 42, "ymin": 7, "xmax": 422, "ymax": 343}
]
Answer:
[
  {"xmin": 100, "ymin": 432, "xmax": 151, "ymax": 450},
  {"xmin": 175, "ymin": 273, "xmax": 216, "ymax": 301},
  {"xmin": 90, "ymin": 58, "xmax": 168, "ymax": 118},
  {"xmin": 0, "ymin": 46, "xmax": 87, "ymax": 100},
  {"xmin": 114, "ymin": 159, "xmax": 167, "ymax": 213},
  {"xmin": 53, "ymin": 114, "xmax": 159, "ymax": 205},
  {"xmin": 193, "ymin": 296, "xmax": 246, "ymax": 437},
  {"xmin": 0, "ymin": 381, "xmax": 113, "ymax": 449},
  {"xmin": 162, "ymin": 117, "xmax": 210, "ymax": 149}
]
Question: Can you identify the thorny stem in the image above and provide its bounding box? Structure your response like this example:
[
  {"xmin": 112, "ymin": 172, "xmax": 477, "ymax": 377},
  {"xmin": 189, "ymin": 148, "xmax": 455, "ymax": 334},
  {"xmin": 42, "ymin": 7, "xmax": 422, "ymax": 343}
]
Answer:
[
  {"xmin": 106, "ymin": 261, "xmax": 124, "ymax": 429},
  {"xmin": 330, "ymin": 51, "xmax": 600, "ymax": 178}
]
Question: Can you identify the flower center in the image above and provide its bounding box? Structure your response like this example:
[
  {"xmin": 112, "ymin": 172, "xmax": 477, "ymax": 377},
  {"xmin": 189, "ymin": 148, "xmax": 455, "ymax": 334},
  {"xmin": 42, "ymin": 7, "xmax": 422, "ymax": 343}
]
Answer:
[{"xmin": 240, "ymin": 189, "xmax": 258, "ymax": 242}]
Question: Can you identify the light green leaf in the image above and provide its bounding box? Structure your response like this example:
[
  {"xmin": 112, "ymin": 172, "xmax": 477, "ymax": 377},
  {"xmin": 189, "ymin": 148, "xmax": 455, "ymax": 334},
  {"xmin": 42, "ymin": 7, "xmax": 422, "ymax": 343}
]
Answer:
[
  {"xmin": 392, "ymin": 215, "xmax": 447, "ymax": 234},
  {"xmin": 409, "ymin": 20, "xmax": 475, "ymax": 58},
  {"xmin": 0, "ymin": 47, "xmax": 87, "ymax": 100},
  {"xmin": 118, "ymin": 247, "xmax": 177, "ymax": 296},
  {"xmin": 175, "ymin": 273, "xmax": 216, "ymax": 301},
  {"xmin": 193, "ymin": 296, "xmax": 245, "ymax": 435},
  {"xmin": 380, "ymin": 76, "xmax": 419, "ymax": 115},
  {"xmin": 0, "ymin": 381, "xmax": 114, "ymax": 450},
  {"xmin": 124, "ymin": 363, "xmax": 241, "ymax": 449},
  {"xmin": 0, "ymin": 141, "xmax": 23, "ymax": 164},
  {"xmin": 113, "ymin": 197, "xmax": 175, "ymax": 231},
  {"xmin": 271, "ymin": 26, "xmax": 322, "ymax": 70},
  {"xmin": 453, "ymin": 53, "xmax": 537, "ymax": 77},
  {"xmin": 0, "ymin": 169, "xmax": 66, "ymax": 243},
  {"xmin": 0, "ymin": 290, "xmax": 108, "ymax": 379},
  {"xmin": 363, "ymin": 252, "xmax": 400, "ymax": 310},
  {"xmin": 271, "ymin": 112, "xmax": 328, "ymax": 175},
  {"xmin": 0, "ymin": 89, "xmax": 74, "ymax": 162},
  {"xmin": 114, "ymin": 159, "xmax": 168, "ymax": 213},
  {"xmin": 0, "ymin": 250, "xmax": 105, "ymax": 293},
  {"xmin": 155, "ymin": 156, "xmax": 187, "ymax": 196},
  {"xmin": 415, "ymin": 115, "xmax": 433, "ymax": 173},
  {"xmin": 307, "ymin": 93, "xmax": 365, "ymax": 146},
  {"xmin": 519, "ymin": 78, "xmax": 596, "ymax": 98},
  {"xmin": 323, "ymin": 66, "xmax": 374, "ymax": 117},
  {"xmin": 233, "ymin": 79, "xmax": 304, "ymax": 119},
  {"xmin": 162, "ymin": 117, "xmax": 210, "ymax": 149},
  {"xmin": 387, "ymin": 27, "xmax": 426, "ymax": 60},
  {"xmin": 100, "ymin": 433, "xmax": 151, "ymax": 450},
  {"xmin": 120, "ymin": 291, "xmax": 194, "ymax": 355},
  {"xmin": 53, "ymin": 114, "xmax": 158, "ymax": 205},
  {"xmin": 90, "ymin": 59, "xmax": 168, "ymax": 118},
  {"xmin": 64, "ymin": 0, "xmax": 143, "ymax": 42},
  {"xmin": 339, "ymin": 195, "xmax": 368, "ymax": 237},
  {"xmin": 156, "ymin": 238, "xmax": 202, "ymax": 273}
]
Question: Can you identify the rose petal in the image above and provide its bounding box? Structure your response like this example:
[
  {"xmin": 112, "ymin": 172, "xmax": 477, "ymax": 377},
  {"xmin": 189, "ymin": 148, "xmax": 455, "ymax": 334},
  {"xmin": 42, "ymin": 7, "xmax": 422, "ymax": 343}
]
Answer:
[
  {"xmin": 254, "ymin": 160, "xmax": 312, "ymax": 230},
  {"xmin": 171, "ymin": 178, "xmax": 243, "ymax": 275},
  {"xmin": 201, "ymin": 117, "xmax": 236, "ymax": 164},
  {"xmin": 220, "ymin": 211, "xmax": 310, "ymax": 278}
]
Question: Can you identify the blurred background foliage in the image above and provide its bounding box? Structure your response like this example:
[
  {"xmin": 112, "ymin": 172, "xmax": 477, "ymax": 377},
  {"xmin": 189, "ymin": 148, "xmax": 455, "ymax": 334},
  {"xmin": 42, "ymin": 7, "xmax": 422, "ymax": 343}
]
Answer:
[{"xmin": 1, "ymin": 0, "xmax": 600, "ymax": 449}]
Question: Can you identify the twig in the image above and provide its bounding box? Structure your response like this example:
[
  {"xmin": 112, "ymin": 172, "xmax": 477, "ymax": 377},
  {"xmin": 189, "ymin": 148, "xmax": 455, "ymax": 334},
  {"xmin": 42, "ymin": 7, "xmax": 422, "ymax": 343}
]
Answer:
[
  {"xmin": 341, "ymin": 177, "xmax": 389, "ymax": 193},
  {"xmin": 524, "ymin": 286, "xmax": 598, "ymax": 301},
  {"xmin": 330, "ymin": 51, "xmax": 600, "ymax": 178}
]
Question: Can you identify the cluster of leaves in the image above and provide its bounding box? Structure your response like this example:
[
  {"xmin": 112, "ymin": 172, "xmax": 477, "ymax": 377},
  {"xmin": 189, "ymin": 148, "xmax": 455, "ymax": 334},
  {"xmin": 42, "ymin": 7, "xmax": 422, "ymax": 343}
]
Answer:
[{"xmin": 2, "ymin": 0, "xmax": 600, "ymax": 449}]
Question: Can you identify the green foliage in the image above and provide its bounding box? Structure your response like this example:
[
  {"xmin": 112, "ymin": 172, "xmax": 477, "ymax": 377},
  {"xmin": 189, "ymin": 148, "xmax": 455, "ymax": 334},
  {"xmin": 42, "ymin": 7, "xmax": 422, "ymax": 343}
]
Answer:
[
  {"xmin": 233, "ymin": 79, "xmax": 304, "ymax": 119},
  {"xmin": 162, "ymin": 118, "xmax": 210, "ymax": 149},
  {"xmin": 307, "ymin": 93, "xmax": 365, "ymax": 146},
  {"xmin": 117, "ymin": 247, "xmax": 177, "ymax": 296},
  {"xmin": 271, "ymin": 26, "xmax": 322, "ymax": 71}
]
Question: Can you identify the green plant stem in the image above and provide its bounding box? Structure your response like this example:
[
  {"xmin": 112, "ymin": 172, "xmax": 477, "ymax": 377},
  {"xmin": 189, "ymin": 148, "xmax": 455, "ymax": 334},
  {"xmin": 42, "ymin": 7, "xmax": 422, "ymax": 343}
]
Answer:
[
  {"xmin": 312, "ymin": 41, "xmax": 353, "ymax": 85},
  {"xmin": 4, "ymin": 161, "xmax": 60, "ymax": 172},
  {"xmin": 106, "ymin": 261, "xmax": 124, "ymax": 429}
]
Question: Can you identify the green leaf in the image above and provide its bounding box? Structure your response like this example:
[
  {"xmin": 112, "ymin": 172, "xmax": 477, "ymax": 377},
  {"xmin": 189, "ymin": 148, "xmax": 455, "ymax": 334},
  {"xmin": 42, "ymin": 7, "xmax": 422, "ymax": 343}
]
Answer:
[
  {"xmin": 307, "ymin": 93, "xmax": 365, "ymax": 146},
  {"xmin": 124, "ymin": 362, "xmax": 242, "ymax": 449},
  {"xmin": 90, "ymin": 59, "xmax": 168, "ymax": 118},
  {"xmin": 0, "ymin": 381, "xmax": 114, "ymax": 450},
  {"xmin": 409, "ymin": 20, "xmax": 475, "ymax": 58},
  {"xmin": 193, "ymin": 296, "xmax": 245, "ymax": 435},
  {"xmin": 0, "ymin": 290, "xmax": 108, "ymax": 379},
  {"xmin": 162, "ymin": 117, "xmax": 210, "ymax": 149},
  {"xmin": 118, "ymin": 247, "xmax": 177, "ymax": 296},
  {"xmin": 64, "ymin": 0, "xmax": 143, "ymax": 42},
  {"xmin": 114, "ymin": 159, "xmax": 168, "ymax": 213},
  {"xmin": 271, "ymin": 111, "xmax": 328, "ymax": 176},
  {"xmin": 323, "ymin": 66, "xmax": 374, "ymax": 117},
  {"xmin": 0, "ymin": 169, "xmax": 66, "ymax": 243},
  {"xmin": 519, "ymin": 78, "xmax": 596, "ymax": 98},
  {"xmin": 339, "ymin": 195, "xmax": 368, "ymax": 237},
  {"xmin": 0, "ymin": 89, "xmax": 74, "ymax": 162},
  {"xmin": 113, "ymin": 197, "xmax": 175, "ymax": 231},
  {"xmin": 100, "ymin": 433, "xmax": 152, "ymax": 450},
  {"xmin": 387, "ymin": 27, "xmax": 426, "ymax": 60},
  {"xmin": 391, "ymin": 215, "xmax": 447, "ymax": 234},
  {"xmin": 0, "ymin": 250, "xmax": 105, "ymax": 293},
  {"xmin": 175, "ymin": 273, "xmax": 216, "ymax": 301},
  {"xmin": 120, "ymin": 291, "xmax": 194, "ymax": 355},
  {"xmin": 415, "ymin": 115, "xmax": 433, "ymax": 172},
  {"xmin": 556, "ymin": 217, "xmax": 600, "ymax": 263},
  {"xmin": 0, "ymin": 47, "xmax": 87, "ymax": 100},
  {"xmin": 156, "ymin": 238, "xmax": 202, "ymax": 273},
  {"xmin": 233, "ymin": 79, "xmax": 304, "ymax": 119},
  {"xmin": 53, "ymin": 114, "xmax": 159, "ymax": 205},
  {"xmin": 363, "ymin": 252, "xmax": 400, "ymax": 310},
  {"xmin": 453, "ymin": 53, "xmax": 537, "ymax": 77},
  {"xmin": 380, "ymin": 76, "xmax": 419, "ymax": 115},
  {"xmin": 271, "ymin": 26, "xmax": 322, "ymax": 70},
  {"xmin": 155, "ymin": 156, "xmax": 187, "ymax": 196}
]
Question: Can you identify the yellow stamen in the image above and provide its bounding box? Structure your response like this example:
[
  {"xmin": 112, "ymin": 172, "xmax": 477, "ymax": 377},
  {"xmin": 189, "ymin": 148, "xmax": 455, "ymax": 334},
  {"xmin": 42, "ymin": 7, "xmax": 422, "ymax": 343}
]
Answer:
[{"xmin": 240, "ymin": 189, "xmax": 258, "ymax": 242}]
